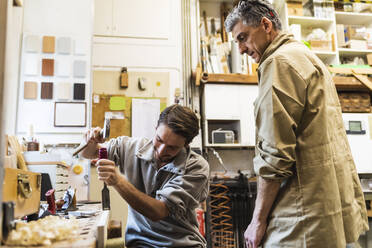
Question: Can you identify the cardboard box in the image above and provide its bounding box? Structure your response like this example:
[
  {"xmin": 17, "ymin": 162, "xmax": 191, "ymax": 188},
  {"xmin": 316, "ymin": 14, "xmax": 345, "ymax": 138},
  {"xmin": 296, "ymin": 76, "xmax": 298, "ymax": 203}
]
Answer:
[
  {"xmin": 346, "ymin": 39, "xmax": 367, "ymax": 50},
  {"xmin": 336, "ymin": 24, "xmax": 346, "ymax": 48},
  {"xmin": 310, "ymin": 40, "xmax": 332, "ymax": 51},
  {"xmin": 287, "ymin": 2, "xmax": 303, "ymax": 16},
  {"xmin": 367, "ymin": 53, "xmax": 372, "ymax": 66}
]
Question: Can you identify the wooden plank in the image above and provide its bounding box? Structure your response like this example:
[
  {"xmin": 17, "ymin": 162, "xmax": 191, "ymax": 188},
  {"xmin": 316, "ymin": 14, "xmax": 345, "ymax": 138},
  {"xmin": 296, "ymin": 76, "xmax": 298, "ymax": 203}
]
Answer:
[
  {"xmin": 333, "ymin": 76, "xmax": 368, "ymax": 91},
  {"xmin": 352, "ymin": 72, "xmax": 372, "ymax": 91},
  {"xmin": 96, "ymin": 210, "xmax": 110, "ymax": 248},
  {"xmin": 202, "ymin": 73, "xmax": 258, "ymax": 84},
  {"xmin": 328, "ymin": 66, "xmax": 372, "ymax": 75}
]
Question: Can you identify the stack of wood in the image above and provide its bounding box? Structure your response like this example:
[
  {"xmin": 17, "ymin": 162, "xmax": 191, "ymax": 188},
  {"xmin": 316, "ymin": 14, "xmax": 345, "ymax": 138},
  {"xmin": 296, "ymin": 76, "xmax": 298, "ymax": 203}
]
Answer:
[
  {"xmin": 5, "ymin": 135, "xmax": 27, "ymax": 170},
  {"xmin": 338, "ymin": 92, "xmax": 371, "ymax": 113},
  {"xmin": 329, "ymin": 66, "xmax": 372, "ymax": 113}
]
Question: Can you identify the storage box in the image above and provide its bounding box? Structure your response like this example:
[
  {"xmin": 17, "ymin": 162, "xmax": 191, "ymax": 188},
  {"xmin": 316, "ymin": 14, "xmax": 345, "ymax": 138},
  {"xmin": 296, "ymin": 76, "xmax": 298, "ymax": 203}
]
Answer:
[
  {"xmin": 3, "ymin": 168, "xmax": 41, "ymax": 218},
  {"xmin": 336, "ymin": 24, "xmax": 346, "ymax": 47},
  {"xmin": 367, "ymin": 53, "xmax": 372, "ymax": 65},
  {"xmin": 310, "ymin": 40, "xmax": 332, "ymax": 51},
  {"xmin": 346, "ymin": 39, "xmax": 368, "ymax": 50},
  {"xmin": 287, "ymin": 2, "xmax": 303, "ymax": 16},
  {"xmin": 338, "ymin": 92, "xmax": 371, "ymax": 113}
]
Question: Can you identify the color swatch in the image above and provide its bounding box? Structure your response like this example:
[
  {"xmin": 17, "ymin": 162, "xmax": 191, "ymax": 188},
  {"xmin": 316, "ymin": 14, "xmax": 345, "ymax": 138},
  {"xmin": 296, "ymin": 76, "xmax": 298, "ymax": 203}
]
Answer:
[
  {"xmin": 73, "ymin": 83, "xmax": 85, "ymax": 100},
  {"xmin": 42, "ymin": 36, "xmax": 55, "ymax": 53},
  {"xmin": 24, "ymin": 81, "xmax": 38, "ymax": 99},
  {"xmin": 73, "ymin": 60, "xmax": 86, "ymax": 78},
  {"xmin": 41, "ymin": 82, "xmax": 53, "ymax": 99},
  {"xmin": 42, "ymin": 58, "xmax": 54, "ymax": 76},
  {"xmin": 56, "ymin": 82, "xmax": 71, "ymax": 100},
  {"xmin": 25, "ymin": 35, "xmax": 40, "ymax": 53},
  {"xmin": 57, "ymin": 37, "xmax": 71, "ymax": 54}
]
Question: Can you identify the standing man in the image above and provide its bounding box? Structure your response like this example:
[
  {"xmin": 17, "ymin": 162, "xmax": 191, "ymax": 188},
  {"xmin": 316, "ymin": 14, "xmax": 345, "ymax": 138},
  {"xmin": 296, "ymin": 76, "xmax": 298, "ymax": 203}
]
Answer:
[
  {"xmin": 81, "ymin": 104, "xmax": 209, "ymax": 248},
  {"xmin": 225, "ymin": 1, "xmax": 368, "ymax": 247}
]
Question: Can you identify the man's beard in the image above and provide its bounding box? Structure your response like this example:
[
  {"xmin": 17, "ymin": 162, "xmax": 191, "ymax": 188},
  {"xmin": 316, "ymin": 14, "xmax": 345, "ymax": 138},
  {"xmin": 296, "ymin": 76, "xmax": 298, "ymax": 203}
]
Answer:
[{"xmin": 155, "ymin": 150, "xmax": 173, "ymax": 164}]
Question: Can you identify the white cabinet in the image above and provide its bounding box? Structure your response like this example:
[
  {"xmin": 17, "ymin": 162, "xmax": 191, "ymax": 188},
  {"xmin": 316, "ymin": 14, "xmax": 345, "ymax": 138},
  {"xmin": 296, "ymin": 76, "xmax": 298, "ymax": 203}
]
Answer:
[
  {"xmin": 94, "ymin": 0, "xmax": 172, "ymax": 39},
  {"xmin": 94, "ymin": 0, "xmax": 113, "ymax": 36},
  {"xmin": 203, "ymin": 84, "xmax": 258, "ymax": 147}
]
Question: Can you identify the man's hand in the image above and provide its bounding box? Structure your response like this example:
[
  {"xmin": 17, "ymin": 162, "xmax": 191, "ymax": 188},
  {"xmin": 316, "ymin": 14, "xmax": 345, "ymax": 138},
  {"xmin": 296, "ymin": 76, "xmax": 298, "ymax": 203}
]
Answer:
[
  {"xmin": 95, "ymin": 159, "xmax": 121, "ymax": 186},
  {"xmin": 85, "ymin": 127, "xmax": 105, "ymax": 144},
  {"xmin": 244, "ymin": 219, "xmax": 267, "ymax": 248}
]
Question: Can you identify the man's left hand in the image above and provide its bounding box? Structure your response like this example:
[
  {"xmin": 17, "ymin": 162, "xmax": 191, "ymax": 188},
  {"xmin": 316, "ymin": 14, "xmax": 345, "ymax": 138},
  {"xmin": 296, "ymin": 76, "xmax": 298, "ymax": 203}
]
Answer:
[
  {"xmin": 95, "ymin": 159, "xmax": 121, "ymax": 186},
  {"xmin": 244, "ymin": 219, "xmax": 267, "ymax": 248}
]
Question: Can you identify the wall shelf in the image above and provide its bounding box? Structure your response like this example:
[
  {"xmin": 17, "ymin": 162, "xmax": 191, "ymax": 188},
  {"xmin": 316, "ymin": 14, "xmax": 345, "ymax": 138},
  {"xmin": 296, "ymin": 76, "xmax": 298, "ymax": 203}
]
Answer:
[
  {"xmin": 335, "ymin": 11, "xmax": 372, "ymax": 25},
  {"xmin": 338, "ymin": 48, "xmax": 372, "ymax": 56},
  {"xmin": 199, "ymin": 73, "xmax": 258, "ymax": 85}
]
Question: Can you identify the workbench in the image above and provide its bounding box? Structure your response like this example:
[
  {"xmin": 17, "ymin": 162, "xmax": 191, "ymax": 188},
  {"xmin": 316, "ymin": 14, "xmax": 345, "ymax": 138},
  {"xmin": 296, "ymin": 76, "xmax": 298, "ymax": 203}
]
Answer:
[{"xmin": 1, "ymin": 203, "xmax": 109, "ymax": 248}]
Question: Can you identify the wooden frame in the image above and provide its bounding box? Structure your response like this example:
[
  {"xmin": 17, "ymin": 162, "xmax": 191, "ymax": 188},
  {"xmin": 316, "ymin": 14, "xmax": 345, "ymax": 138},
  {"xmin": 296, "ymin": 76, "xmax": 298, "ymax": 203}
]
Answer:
[{"xmin": 54, "ymin": 102, "xmax": 87, "ymax": 127}]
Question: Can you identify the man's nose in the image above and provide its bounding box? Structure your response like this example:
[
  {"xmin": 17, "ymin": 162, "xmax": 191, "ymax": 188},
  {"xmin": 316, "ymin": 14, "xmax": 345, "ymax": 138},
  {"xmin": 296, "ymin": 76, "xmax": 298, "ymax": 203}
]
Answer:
[
  {"xmin": 158, "ymin": 144, "xmax": 167, "ymax": 156},
  {"xmin": 239, "ymin": 43, "xmax": 247, "ymax": 54}
]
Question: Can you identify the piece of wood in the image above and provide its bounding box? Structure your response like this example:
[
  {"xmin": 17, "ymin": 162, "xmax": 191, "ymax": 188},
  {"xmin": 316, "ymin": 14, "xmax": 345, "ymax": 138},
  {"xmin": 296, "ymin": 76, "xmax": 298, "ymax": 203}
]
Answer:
[
  {"xmin": 203, "ymin": 11, "xmax": 209, "ymax": 37},
  {"xmin": 96, "ymin": 210, "xmax": 109, "ymax": 248},
  {"xmin": 352, "ymin": 71, "xmax": 372, "ymax": 91},
  {"xmin": 329, "ymin": 66, "xmax": 372, "ymax": 75},
  {"xmin": 195, "ymin": 63, "xmax": 202, "ymax": 86},
  {"xmin": 333, "ymin": 76, "xmax": 368, "ymax": 91},
  {"xmin": 201, "ymin": 73, "xmax": 258, "ymax": 84},
  {"xmin": 7, "ymin": 135, "xmax": 27, "ymax": 171}
]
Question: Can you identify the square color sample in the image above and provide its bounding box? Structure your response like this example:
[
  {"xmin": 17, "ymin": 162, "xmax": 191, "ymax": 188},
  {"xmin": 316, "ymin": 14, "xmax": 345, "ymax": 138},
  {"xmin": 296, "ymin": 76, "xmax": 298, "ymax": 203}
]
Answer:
[
  {"xmin": 73, "ymin": 60, "xmax": 86, "ymax": 78},
  {"xmin": 57, "ymin": 37, "xmax": 71, "ymax": 54},
  {"xmin": 56, "ymin": 56, "xmax": 70, "ymax": 77},
  {"xmin": 42, "ymin": 58, "xmax": 54, "ymax": 76},
  {"xmin": 25, "ymin": 35, "xmax": 40, "ymax": 53},
  {"xmin": 24, "ymin": 54, "xmax": 39, "ymax": 75},
  {"xmin": 42, "ymin": 36, "xmax": 55, "ymax": 53},
  {"xmin": 74, "ymin": 38, "xmax": 87, "ymax": 55},
  {"xmin": 24, "ymin": 81, "xmax": 38, "ymax": 99},
  {"xmin": 56, "ymin": 82, "xmax": 71, "ymax": 100},
  {"xmin": 41, "ymin": 82, "xmax": 53, "ymax": 99},
  {"xmin": 73, "ymin": 83, "xmax": 85, "ymax": 100}
]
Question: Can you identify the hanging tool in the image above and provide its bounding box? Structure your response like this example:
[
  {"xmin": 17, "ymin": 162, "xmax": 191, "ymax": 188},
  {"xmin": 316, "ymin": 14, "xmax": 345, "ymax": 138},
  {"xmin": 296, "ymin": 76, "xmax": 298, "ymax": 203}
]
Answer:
[
  {"xmin": 120, "ymin": 67, "xmax": 128, "ymax": 89},
  {"xmin": 72, "ymin": 118, "xmax": 111, "ymax": 157},
  {"xmin": 98, "ymin": 147, "xmax": 110, "ymax": 210}
]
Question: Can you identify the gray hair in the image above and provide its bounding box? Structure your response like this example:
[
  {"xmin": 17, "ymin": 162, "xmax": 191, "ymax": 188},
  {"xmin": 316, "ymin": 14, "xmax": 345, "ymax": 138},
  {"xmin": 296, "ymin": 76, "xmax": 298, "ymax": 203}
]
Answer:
[{"xmin": 225, "ymin": 0, "xmax": 282, "ymax": 32}]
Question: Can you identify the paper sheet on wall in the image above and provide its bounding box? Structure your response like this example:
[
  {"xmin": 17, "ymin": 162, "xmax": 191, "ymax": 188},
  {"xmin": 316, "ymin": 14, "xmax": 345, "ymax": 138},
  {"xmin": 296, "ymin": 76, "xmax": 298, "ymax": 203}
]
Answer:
[{"xmin": 131, "ymin": 98, "xmax": 160, "ymax": 139}]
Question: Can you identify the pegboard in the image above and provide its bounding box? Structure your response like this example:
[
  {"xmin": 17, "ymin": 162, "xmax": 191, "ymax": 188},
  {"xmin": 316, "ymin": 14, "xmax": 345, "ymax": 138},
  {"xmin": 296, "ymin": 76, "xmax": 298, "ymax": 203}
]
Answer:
[{"xmin": 92, "ymin": 94, "xmax": 167, "ymax": 138}]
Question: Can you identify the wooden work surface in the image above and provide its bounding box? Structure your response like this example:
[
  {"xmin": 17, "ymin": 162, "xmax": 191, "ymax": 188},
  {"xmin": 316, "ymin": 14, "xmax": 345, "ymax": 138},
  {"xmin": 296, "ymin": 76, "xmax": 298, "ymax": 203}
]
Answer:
[{"xmin": 1, "ymin": 204, "xmax": 109, "ymax": 248}]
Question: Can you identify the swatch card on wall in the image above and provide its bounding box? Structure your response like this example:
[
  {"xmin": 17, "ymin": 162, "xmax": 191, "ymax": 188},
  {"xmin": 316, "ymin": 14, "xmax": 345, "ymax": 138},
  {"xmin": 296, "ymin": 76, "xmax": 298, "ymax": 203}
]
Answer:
[{"xmin": 17, "ymin": 33, "xmax": 91, "ymax": 133}]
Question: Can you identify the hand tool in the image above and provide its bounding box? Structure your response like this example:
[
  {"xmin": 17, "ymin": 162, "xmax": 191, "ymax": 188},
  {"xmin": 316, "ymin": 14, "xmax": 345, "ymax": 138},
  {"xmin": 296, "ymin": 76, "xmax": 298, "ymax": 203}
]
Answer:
[
  {"xmin": 98, "ymin": 147, "xmax": 110, "ymax": 210},
  {"xmin": 72, "ymin": 118, "xmax": 110, "ymax": 157}
]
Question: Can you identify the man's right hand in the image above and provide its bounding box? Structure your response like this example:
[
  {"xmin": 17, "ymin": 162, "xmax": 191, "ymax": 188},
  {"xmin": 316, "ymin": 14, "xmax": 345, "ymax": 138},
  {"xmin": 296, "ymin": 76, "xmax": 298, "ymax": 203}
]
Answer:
[
  {"xmin": 85, "ymin": 127, "xmax": 105, "ymax": 145},
  {"xmin": 80, "ymin": 127, "xmax": 105, "ymax": 159}
]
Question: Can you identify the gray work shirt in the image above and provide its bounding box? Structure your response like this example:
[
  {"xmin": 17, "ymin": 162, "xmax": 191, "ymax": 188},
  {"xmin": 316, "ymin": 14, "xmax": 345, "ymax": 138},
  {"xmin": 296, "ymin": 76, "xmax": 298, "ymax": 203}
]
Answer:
[{"xmin": 107, "ymin": 136, "xmax": 210, "ymax": 248}]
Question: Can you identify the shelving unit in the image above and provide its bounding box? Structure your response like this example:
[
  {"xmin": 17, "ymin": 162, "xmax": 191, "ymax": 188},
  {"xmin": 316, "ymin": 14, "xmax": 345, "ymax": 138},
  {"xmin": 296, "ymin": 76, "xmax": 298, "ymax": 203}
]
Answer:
[{"xmin": 195, "ymin": 0, "xmax": 372, "ymax": 150}]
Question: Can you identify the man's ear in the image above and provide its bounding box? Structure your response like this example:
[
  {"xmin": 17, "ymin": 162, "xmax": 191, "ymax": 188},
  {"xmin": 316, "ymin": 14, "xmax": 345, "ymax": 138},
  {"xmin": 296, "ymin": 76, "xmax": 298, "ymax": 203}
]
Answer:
[{"xmin": 261, "ymin": 17, "xmax": 273, "ymax": 33}]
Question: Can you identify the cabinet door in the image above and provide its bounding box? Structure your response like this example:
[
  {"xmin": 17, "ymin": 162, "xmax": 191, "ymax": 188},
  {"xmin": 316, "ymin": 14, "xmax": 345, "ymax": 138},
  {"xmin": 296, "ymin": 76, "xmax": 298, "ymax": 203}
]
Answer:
[
  {"xmin": 112, "ymin": 0, "xmax": 171, "ymax": 39},
  {"xmin": 238, "ymin": 85, "xmax": 258, "ymax": 146},
  {"xmin": 204, "ymin": 84, "xmax": 241, "ymax": 119},
  {"xmin": 94, "ymin": 0, "xmax": 113, "ymax": 36}
]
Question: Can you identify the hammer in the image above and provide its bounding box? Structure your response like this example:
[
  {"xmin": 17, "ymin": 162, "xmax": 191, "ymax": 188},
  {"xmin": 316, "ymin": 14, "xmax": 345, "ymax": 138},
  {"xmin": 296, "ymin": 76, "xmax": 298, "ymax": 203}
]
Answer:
[{"xmin": 72, "ymin": 118, "xmax": 111, "ymax": 157}]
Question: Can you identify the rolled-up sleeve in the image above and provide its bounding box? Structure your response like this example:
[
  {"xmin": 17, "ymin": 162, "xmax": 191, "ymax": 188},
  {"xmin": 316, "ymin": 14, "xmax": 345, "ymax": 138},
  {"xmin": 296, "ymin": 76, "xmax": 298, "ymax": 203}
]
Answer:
[
  {"xmin": 255, "ymin": 57, "xmax": 306, "ymax": 181},
  {"xmin": 156, "ymin": 162, "xmax": 209, "ymax": 221}
]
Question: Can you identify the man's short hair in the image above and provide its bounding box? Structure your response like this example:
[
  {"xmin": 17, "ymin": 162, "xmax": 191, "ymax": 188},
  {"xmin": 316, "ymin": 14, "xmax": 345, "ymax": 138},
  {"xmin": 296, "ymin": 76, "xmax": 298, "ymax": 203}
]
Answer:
[
  {"xmin": 157, "ymin": 104, "xmax": 199, "ymax": 145},
  {"xmin": 225, "ymin": 0, "xmax": 282, "ymax": 33}
]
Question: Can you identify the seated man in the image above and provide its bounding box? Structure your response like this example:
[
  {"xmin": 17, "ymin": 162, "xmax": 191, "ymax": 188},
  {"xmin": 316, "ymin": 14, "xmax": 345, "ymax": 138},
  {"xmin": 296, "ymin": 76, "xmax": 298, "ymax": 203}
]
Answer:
[{"xmin": 81, "ymin": 104, "xmax": 209, "ymax": 248}]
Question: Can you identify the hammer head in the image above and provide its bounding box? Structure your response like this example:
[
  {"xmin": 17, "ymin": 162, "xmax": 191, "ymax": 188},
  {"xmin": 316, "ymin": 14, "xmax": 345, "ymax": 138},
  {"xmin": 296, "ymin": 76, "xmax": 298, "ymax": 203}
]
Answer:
[{"xmin": 102, "ymin": 118, "xmax": 111, "ymax": 139}]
